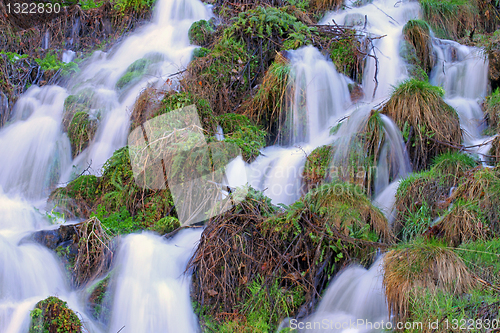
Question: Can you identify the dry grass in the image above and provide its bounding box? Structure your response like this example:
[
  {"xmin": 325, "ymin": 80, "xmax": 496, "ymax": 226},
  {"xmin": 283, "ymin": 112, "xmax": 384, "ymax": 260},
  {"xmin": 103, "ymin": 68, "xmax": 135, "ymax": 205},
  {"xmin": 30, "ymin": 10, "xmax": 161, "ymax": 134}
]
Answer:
[
  {"xmin": 434, "ymin": 202, "xmax": 489, "ymax": 247},
  {"xmin": 243, "ymin": 52, "xmax": 291, "ymax": 141},
  {"xmin": 129, "ymin": 87, "xmax": 165, "ymax": 132},
  {"xmin": 419, "ymin": 0, "xmax": 478, "ymax": 39},
  {"xmin": 382, "ymin": 79, "xmax": 461, "ymax": 171},
  {"xmin": 403, "ymin": 20, "xmax": 434, "ymax": 73},
  {"xmin": 310, "ymin": 0, "xmax": 343, "ymax": 12},
  {"xmin": 383, "ymin": 241, "xmax": 475, "ymax": 321},
  {"xmin": 189, "ymin": 185, "xmax": 391, "ymax": 320},
  {"xmin": 73, "ymin": 217, "xmax": 114, "ymax": 287}
]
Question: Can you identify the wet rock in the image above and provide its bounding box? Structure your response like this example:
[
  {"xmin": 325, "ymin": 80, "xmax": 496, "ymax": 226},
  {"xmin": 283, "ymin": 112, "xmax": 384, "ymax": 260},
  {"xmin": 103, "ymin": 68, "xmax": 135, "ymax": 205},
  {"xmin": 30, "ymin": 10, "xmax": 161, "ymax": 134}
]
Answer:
[
  {"xmin": 489, "ymin": 49, "xmax": 500, "ymax": 90},
  {"xmin": 344, "ymin": 13, "xmax": 366, "ymax": 27},
  {"xmin": 22, "ymin": 224, "xmax": 77, "ymax": 250}
]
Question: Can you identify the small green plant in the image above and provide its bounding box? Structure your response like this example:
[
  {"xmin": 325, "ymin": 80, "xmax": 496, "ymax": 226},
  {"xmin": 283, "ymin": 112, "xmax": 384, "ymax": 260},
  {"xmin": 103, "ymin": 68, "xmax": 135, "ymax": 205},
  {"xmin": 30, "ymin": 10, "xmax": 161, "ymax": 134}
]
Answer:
[
  {"xmin": 188, "ymin": 20, "xmax": 215, "ymax": 46},
  {"xmin": 112, "ymin": 0, "xmax": 155, "ymax": 13},
  {"xmin": 79, "ymin": 0, "xmax": 103, "ymax": 9},
  {"xmin": 29, "ymin": 296, "xmax": 82, "ymax": 333}
]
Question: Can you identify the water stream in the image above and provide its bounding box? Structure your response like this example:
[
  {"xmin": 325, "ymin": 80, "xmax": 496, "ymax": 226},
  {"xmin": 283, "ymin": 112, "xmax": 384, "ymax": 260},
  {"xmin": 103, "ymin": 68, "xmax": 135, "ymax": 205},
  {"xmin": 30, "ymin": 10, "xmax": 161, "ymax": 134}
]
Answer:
[{"xmin": 0, "ymin": 0, "xmax": 494, "ymax": 331}]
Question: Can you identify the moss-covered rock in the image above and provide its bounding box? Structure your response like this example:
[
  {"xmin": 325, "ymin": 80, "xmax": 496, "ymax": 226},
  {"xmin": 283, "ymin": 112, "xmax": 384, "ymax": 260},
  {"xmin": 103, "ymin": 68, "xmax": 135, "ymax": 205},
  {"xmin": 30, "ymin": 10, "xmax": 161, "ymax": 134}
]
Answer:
[
  {"xmin": 302, "ymin": 144, "xmax": 335, "ymax": 191},
  {"xmin": 402, "ymin": 20, "xmax": 434, "ymax": 76},
  {"xmin": 329, "ymin": 30, "xmax": 363, "ymax": 81},
  {"xmin": 62, "ymin": 88, "xmax": 96, "ymax": 132},
  {"xmin": 67, "ymin": 111, "xmax": 98, "ymax": 158},
  {"xmin": 29, "ymin": 296, "xmax": 82, "ymax": 333},
  {"xmin": 116, "ymin": 58, "xmax": 150, "ymax": 90},
  {"xmin": 87, "ymin": 275, "xmax": 112, "ymax": 324},
  {"xmin": 484, "ymin": 88, "xmax": 500, "ymax": 130},
  {"xmin": 188, "ymin": 19, "xmax": 215, "ymax": 46}
]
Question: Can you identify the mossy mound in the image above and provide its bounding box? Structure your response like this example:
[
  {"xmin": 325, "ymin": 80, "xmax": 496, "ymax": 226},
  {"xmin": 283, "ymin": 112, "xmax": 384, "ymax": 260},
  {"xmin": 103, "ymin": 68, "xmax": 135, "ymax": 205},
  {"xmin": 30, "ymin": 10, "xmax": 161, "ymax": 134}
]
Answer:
[
  {"xmin": 62, "ymin": 88, "xmax": 96, "ymax": 132},
  {"xmin": 328, "ymin": 29, "xmax": 363, "ymax": 82},
  {"xmin": 484, "ymin": 88, "xmax": 500, "ymax": 131},
  {"xmin": 189, "ymin": 19, "xmax": 215, "ymax": 46},
  {"xmin": 183, "ymin": 6, "xmax": 317, "ymax": 115},
  {"xmin": 402, "ymin": 20, "xmax": 434, "ymax": 75},
  {"xmin": 394, "ymin": 152, "xmax": 477, "ymax": 242},
  {"xmin": 218, "ymin": 113, "xmax": 266, "ymax": 162},
  {"xmin": 383, "ymin": 239, "xmax": 474, "ymax": 322},
  {"xmin": 29, "ymin": 296, "xmax": 82, "ymax": 333},
  {"xmin": 190, "ymin": 183, "xmax": 390, "ymax": 331},
  {"xmin": 382, "ymin": 79, "xmax": 461, "ymax": 171},
  {"xmin": 116, "ymin": 58, "xmax": 150, "ymax": 90},
  {"xmin": 302, "ymin": 144, "xmax": 335, "ymax": 191},
  {"xmin": 49, "ymin": 147, "xmax": 178, "ymax": 235},
  {"xmin": 130, "ymin": 89, "xmax": 217, "ymax": 136},
  {"xmin": 67, "ymin": 111, "xmax": 98, "ymax": 158}
]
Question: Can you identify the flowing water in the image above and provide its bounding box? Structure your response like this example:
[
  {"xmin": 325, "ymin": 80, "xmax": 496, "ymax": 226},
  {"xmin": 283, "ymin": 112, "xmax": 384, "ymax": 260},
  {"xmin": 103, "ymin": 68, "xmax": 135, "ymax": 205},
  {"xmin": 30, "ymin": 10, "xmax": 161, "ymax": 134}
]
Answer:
[{"xmin": 0, "ymin": 0, "xmax": 494, "ymax": 332}]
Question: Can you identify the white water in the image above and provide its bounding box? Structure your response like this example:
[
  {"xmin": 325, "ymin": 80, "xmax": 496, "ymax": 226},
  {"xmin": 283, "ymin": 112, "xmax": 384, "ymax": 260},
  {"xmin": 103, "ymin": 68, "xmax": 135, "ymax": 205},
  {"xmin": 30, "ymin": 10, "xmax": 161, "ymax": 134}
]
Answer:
[
  {"xmin": 430, "ymin": 39, "xmax": 493, "ymax": 160},
  {"xmin": 284, "ymin": 258, "xmax": 388, "ymax": 333},
  {"xmin": 0, "ymin": 0, "xmax": 211, "ymax": 332},
  {"xmin": 108, "ymin": 231, "xmax": 202, "ymax": 333},
  {"xmin": 247, "ymin": 46, "xmax": 351, "ymax": 205}
]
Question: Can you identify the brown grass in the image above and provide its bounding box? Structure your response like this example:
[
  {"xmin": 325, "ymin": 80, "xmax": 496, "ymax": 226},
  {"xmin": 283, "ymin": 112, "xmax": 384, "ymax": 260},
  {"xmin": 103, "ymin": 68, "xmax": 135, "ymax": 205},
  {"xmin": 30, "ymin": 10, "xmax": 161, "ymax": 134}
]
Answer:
[
  {"xmin": 73, "ymin": 217, "xmax": 114, "ymax": 287},
  {"xmin": 382, "ymin": 79, "xmax": 461, "ymax": 170},
  {"xmin": 434, "ymin": 202, "xmax": 489, "ymax": 247},
  {"xmin": 403, "ymin": 20, "xmax": 434, "ymax": 73},
  {"xmin": 243, "ymin": 51, "xmax": 291, "ymax": 141},
  {"xmin": 310, "ymin": 0, "xmax": 343, "ymax": 12},
  {"xmin": 383, "ymin": 242, "xmax": 474, "ymax": 322},
  {"xmin": 129, "ymin": 87, "xmax": 164, "ymax": 132}
]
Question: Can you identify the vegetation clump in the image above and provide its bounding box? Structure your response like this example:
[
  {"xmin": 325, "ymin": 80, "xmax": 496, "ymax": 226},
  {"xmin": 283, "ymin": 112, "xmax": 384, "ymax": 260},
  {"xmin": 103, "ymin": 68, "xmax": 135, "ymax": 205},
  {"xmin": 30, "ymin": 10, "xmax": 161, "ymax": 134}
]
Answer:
[
  {"xmin": 394, "ymin": 152, "xmax": 477, "ymax": 242},
  {"xmin": 218, "ymin": 113, "xmax": 267, "ymax": 162},
  {"xmin": 382, "ymin": 79, "xmax": 461, "ymax": 171},
  {"xmin": 116, "ymin": 58, "xmax": 150, "ymax": 90},
  {"xmin": 190, "ymin": 183, "xmax": 390, "ymax": 331},
  {"xmin": 29, "ymin": 296, "xmax": 82, "ymax": 333},
  {"xmin": 67, "ymin": 111, "xmax": 98, "ymax": 158},
  {"xmin": 49, "ymin": 147, "xmax": 178, "ymax": 235},
  {"xmin": 302, "ymin": 144, "xmax": 335, "ymax": 191},
  {"xmin": 383, "ymin": 239, "xmax": 474, "ymax": 322},
  {"xmin": 402, "ymin": 20, "xmax": 434, "ymax": 76},
  {"xmin": 328, "ymin": 29, "xmax": 363, "ymax": 81},
  {"xmin": 418, "ymin": 0, "xmax": 477, "ymax": 39},
  {"xmin": 189, "ymin": 19, "xmax": 215, "ymax": 46}
]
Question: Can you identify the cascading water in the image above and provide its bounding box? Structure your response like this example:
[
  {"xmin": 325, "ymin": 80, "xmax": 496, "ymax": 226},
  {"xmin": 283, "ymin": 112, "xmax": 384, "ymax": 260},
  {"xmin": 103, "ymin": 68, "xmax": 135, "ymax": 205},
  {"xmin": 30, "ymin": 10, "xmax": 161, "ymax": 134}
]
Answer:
[
  {"xmin": 285, "ymin": 257, "xmax": 388, "ymax": 333},
  {"xmin": 247, "ymin": 46, "xmax": 351, "ymax": 205},
  {"xmin": 430, "ymin": 39, "xmax": 493, "ymax": 160},
  {"xmin": 0, "ymin": 0, "xmax": 212, "ymax": 331}
]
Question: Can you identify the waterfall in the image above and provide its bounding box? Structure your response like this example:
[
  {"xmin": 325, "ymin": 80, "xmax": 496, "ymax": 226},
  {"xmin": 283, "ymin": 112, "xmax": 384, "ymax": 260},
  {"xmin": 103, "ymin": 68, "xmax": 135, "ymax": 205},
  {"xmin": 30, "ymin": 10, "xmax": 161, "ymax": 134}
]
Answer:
[
  {"xmin": 0, "ymin": 0, "xmax": 212, "ymax": 332},
  {"xmin": 283, "ymin": 257, "xmax": 388, "ymax": 333},
  {"xmin": 248, "ymin": 46, "xmax": 351, "ymax": 205},
  {"xmin": 107, "ymin": 230, "xmax": 202, "ymax": 333},
  {"xmin": 430, "ymin": 39, "xmax": 493, "ymax": 160}
]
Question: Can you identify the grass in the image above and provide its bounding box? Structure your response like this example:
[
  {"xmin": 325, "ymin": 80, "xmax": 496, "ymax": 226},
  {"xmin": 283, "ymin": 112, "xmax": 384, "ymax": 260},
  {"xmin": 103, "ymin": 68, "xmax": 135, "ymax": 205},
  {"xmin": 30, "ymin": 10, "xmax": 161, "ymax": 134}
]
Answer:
[
  {"xmin": 402, "ymin": 20, "xmax": 434, "ymax": 74},
  {"xmin": 418, "ymin": 0, "xmax": 478, "ymax": 39},
  {"xmin": 383, "ymin": 238, "xmax": 474, "ymax": 322},
  {"xmin": 382, "ymin": 79, "xmax": 461, "ymax": 171},
  {"xmin": 485, "ymin": 88, "xmax": 500, "ymax": 130}
]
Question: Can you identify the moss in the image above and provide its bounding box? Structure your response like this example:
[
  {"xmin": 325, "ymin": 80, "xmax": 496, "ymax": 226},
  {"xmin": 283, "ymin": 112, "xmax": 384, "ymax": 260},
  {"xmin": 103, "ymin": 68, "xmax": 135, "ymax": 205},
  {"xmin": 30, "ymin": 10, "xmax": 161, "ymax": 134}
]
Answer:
[
  {"xmin": 329, "ymin": 30, "xmax": 362, "ymax": 81},
  {"xmin": 302, "ymin": 145, "xmax": 335, "ymax": 190},
  {"xmin": 189, "ymin": 19, "xmax": 215, "ymax": 46},
  {"xmin": 116, "ymin": 58, "xmax": 150, "ymax": 90},
  {"xmin": 29, "ymin": 296, "xmax": 81, "ymax": 333},
  {"xmin": 193, "ymin": 47, "xmax": 210, "ymax": 59},
  {"xmin": 87, "ymin": 275, "xmax": 111, "ymax": 324},
  {"xmin": 67, "ymin": 111, "xmax": 98, "ymax": 158},
  {"xmin": 484, "ymin": 88, "xmax": 500, "ymax": 130},
  {"xmin": 217, "ymin": 114, "xmax": 267, "ymax": 162}
]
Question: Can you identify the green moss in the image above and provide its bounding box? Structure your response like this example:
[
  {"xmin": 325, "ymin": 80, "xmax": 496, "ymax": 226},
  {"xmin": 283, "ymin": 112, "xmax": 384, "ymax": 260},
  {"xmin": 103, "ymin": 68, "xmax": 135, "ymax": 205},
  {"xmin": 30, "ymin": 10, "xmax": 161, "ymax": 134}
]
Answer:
[
  {"xmin": 329, "ymin": 30, "xmax": 361, "ymax": 80},
  {"xmin": 431, "ymin": 151, "xmax": 477, "ymax": 175},
  {"xmin": 193, "ymin": 47, "xmax": 210, "ymax": 59},
  {"xmin": 218, "ymin": 114, "xmax": 267, "ymax": 162},
  {"xmin": 29, "ymin": 296, "xmax": 81, "ymax": 333},
  {"xmin": 116, "ymin": 58, "xmax": 150, "ymax": 90},
  {"xmin": 67, "ymin": 112, "xmax": 98, "ymax": 158},
  {"xmin": 302, "ymin": 145, "xmax": 334, "ymax": 189},
  {"xmin": 189, "ymin": 20, "xmax": 215, "ymax": 46},
  {"xmin": 112, "ymin": 0, "xmax": 155, "ymax": 13}
]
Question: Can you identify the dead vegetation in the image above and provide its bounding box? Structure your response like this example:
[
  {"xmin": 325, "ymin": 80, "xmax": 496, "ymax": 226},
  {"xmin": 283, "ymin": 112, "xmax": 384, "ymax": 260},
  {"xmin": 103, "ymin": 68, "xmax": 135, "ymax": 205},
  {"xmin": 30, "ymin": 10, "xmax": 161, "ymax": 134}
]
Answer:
[
  {"xmin": 383, "ymin": 241, "xmax": 474, "ymax": 322},
  {"xmin": 382, "ymin": 79, "xmax": 461, "ymax": 171},
  {"xmin": 73, "ymin": 217, "xmax": 114, "ymax": 287},
  {"xmin": 189, "ymin": 184, "xmax": 390, "ymax": 328},
  {"xmin": 402, "ymin": 20, "xmax": 434, "ymax": 74}
]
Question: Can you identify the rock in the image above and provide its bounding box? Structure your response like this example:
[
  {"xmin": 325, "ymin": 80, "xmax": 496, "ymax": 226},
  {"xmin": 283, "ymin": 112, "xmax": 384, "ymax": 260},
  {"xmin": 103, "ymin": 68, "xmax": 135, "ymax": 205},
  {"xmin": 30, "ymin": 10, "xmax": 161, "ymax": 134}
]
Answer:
[
  {"xmin": 489, "ymin": 49, "xmax": 500, "ymax": 90},
  {"xmin": 0, "ymin": 91, "xmax": 9, "ymax": 127},
  {"xmin": 22, "ymin": 224, "xmax": 77, "ymax": 250}
]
